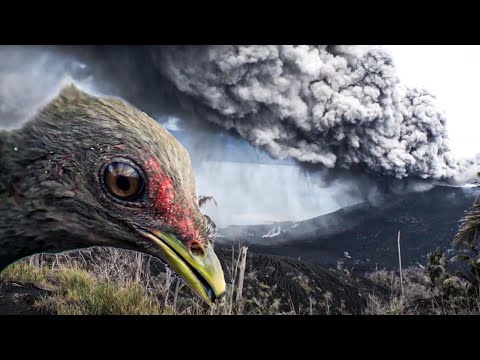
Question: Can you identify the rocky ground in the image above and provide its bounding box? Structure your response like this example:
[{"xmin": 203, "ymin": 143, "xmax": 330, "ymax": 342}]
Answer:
[{"xmin": 0, "ymin": 283, "xmax": 48, "ymax": 315}]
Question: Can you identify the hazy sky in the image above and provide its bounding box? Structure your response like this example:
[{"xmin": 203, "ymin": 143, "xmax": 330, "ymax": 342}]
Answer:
[{"xmin": 384, "ymin": 45, "xmax": 480, "ymax": 159}]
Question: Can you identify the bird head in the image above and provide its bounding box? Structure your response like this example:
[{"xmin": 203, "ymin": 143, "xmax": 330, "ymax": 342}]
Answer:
[{"xmin": 1, "ymin": 84, "xmax": 226, "ymax": 305}]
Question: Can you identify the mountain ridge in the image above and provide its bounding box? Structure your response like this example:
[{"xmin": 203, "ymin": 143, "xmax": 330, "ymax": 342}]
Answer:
[{"xmin": 217, "ymin": 185, "xmax": 480, "ymax": 270}]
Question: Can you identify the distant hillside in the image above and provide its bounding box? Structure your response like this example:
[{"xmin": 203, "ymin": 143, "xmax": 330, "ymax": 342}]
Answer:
[{"xmin": 217, "ymin": 185, "xmax": 480, "ymax": 270}]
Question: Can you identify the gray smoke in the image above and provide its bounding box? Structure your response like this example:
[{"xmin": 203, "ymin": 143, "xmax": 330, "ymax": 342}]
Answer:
[{"xmin": 153, "ymin": 45, "xmax": 461, "ymax": 180}]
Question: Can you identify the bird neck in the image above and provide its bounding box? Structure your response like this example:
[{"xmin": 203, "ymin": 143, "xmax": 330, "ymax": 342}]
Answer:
[
  {"xmin": 0, "ymin": 213, "xmax": 43, "ymax": 271},
  {"xmin": 0, "ymin": 132, "xmax": 15, "ymax": 271},
  {"xmin": 0, "ymin": 220, "xmax": 77, "ymax": 273},
  {"xmin": 0, "ymin": 131, "xmax": 51, "ymax": 272}
]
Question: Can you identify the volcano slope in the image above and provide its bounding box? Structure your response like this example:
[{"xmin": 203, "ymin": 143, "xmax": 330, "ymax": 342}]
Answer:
[{"xmin": 218, "ymin": 185, "xmax": 480, "ymax": 271}]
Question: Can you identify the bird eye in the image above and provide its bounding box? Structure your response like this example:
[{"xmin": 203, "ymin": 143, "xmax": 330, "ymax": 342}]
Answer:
[{"xmin": 103, "ymin": 161, "xmax": 145, "ymax": 202}]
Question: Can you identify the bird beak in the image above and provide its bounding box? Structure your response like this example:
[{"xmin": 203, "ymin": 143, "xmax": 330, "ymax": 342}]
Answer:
[{"xmin": 139, "ymin": 229, "xmax": 226, "ymax": 306}]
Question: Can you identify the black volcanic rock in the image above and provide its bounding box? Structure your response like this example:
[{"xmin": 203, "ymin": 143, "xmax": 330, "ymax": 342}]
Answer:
[
  {"xmin": 217, "ymin": 185, "xmax": 480, "ymax": 271},
  {"xmin": 216, "ymin": 249, "xmax": 386, "ymax": 314}
]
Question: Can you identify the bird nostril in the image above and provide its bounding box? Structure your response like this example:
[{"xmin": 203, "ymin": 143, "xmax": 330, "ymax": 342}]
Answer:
[{"xmin": 190, "ymin": 242, "xmax": 206, "ymax": 257}]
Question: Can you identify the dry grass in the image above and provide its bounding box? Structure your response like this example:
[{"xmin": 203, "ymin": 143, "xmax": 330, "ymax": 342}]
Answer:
[
  {"xmin": 40, "ymin": 269, "xmax": 164, "ymax": 315},
  {"xmin": 0, "ymin": 245, "xmax": 267, "ymax": 315},
  {"xmin": 364, "ymin": 265, "xmax": 480, "ymax": 315},
  {"xmin": 3, "ymin": 243, "xmax": 480, "ymax": 315},
  {"xmin": 364, "ymin": 267, "xmax": 430, "ymax": 315},
  {"xmin": 1, "ymin": 261, "xmax": 165, "ymax": 315}
]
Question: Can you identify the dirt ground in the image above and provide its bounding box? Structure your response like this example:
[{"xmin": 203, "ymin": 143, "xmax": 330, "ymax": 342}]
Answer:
[{"xmin": 0, "ymin": 283, "xmax": 49, "ymax": 315}]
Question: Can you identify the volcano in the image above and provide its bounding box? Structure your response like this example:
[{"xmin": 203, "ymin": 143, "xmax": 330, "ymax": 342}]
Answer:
[{"xmin": 217, "ymin": 185, "xmax": 480, "ymax": 271}]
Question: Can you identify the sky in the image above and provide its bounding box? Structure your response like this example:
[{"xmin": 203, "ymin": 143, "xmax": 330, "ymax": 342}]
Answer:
[
  {"xmin": 384, "ymin": 45, "xmax": 480, "ymax": 159},
  {"xmin": 161, "ymin": 118, "xmax": 364, "ymax": 226},
  {"xmin": 168, "ymin": 45, "xmax": 480, "ymax": 226}
]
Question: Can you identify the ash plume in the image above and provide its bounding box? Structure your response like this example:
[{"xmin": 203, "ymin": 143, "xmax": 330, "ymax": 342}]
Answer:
[
  {"xmin": 152, "ymin": 45, "xmax": 462, "ymax": 180},
  {"xmin": 0, "ymin": 45, "xmax": 478, "ymax": 227}
]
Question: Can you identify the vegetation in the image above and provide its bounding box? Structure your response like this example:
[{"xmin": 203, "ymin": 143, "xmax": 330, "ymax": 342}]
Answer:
[
  {"xmin": 1, "ymin": 246, "xmax": 289, "ymax": 315},
  {"xmin": 2, "ymin": 239, "xmax": 480, "ymax": 315},
  {"xmin": 364, "ymin": 244, "xmax": 480, "ymax": 315}
]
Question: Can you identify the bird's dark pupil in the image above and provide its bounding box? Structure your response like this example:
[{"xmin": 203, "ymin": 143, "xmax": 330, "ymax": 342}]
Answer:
[
  {"xmin": 103, "ymin": 161, "xmax": 145, "ymax": 202},
  {"xmin": 116, "ymin": 176, "xmax": 131, "ymax": 192}
]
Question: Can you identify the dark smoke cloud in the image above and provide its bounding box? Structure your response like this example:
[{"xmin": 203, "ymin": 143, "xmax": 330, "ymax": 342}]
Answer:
[{"xmin": 152, "ymin": 45, "xmax": 461, "ymax": 180}]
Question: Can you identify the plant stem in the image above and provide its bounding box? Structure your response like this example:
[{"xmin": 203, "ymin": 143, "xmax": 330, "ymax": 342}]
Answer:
[{"xmin": 397, "ymin": 230, "xmax": 404, "ymax": 299}]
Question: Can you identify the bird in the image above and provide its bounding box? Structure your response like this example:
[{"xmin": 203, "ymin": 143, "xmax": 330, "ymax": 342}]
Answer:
[{"xmin": 0, "ymin": 84, "xmax": 226, "ymax": 305}]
